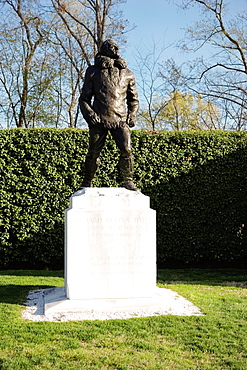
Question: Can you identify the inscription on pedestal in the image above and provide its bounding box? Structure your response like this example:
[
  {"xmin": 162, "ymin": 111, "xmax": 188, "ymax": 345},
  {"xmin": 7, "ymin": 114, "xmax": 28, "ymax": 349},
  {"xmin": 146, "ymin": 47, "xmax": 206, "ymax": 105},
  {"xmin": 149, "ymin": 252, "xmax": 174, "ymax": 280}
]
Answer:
[{"xmin": 65, "ymin": 188, "xmax": 156, "ymax": 300}]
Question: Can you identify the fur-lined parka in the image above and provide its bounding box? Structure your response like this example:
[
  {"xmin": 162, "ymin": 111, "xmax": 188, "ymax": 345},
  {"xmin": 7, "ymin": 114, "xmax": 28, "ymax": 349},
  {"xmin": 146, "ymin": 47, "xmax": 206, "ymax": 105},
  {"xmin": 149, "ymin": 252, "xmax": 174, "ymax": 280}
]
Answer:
[{"xmin": 79, "ymin": 53, "xmax": 139, "ymax": 129}]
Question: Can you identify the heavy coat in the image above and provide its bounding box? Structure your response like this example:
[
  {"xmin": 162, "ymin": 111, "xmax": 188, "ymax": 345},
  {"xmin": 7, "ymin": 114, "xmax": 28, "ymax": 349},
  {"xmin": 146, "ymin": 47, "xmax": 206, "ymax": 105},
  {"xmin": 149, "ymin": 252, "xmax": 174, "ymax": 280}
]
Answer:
[{"xmin": 79, "ymin": 54, "xmax": 139, "ymax": 129}]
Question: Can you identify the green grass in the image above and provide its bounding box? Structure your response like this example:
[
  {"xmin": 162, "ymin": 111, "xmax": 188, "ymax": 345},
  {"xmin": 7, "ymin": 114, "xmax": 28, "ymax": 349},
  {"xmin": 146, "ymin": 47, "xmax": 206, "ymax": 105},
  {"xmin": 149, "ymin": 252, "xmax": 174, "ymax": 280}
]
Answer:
[{"xmin": 0, "ymin": 269, "xmax": 247, "ymax": 369}]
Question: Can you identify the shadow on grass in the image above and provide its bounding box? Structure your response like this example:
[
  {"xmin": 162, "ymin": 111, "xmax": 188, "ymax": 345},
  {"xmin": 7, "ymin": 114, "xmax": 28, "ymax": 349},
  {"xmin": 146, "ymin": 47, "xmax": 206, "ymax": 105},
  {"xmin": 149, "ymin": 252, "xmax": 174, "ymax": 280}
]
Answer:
[
  {"xmin": 157, "ymin": 268, "xmax": 247, "ymax": 288},
  {"xmin": 0, "ymin": 284, "xmax": 55, "ymax": 305},
  {"xmin": 0, "ymin": 270, "xmax": 64, "ymax": 305},
  {"xmin": 0, "ymin": 270, "xmax": 64, "ymax": 277},
  {"xmin": 1, "ymin": 268, "xmax": 247, "ymax": 306}
]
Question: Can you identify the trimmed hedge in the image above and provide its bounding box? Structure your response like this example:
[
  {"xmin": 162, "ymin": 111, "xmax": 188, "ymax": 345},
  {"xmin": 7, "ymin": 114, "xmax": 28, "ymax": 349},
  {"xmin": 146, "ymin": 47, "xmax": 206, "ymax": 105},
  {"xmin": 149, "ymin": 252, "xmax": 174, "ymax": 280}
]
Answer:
[{"xmin": 0, "ymin": 128, "xmax": 246, "ymax": 269}]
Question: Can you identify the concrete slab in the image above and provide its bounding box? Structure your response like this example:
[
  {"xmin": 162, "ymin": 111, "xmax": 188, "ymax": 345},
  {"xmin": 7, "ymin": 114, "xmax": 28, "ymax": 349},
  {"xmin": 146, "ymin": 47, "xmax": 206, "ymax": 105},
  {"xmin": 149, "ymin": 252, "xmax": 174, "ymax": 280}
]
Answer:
[
  {"xmin": 22, "ymin": 286, "xmax": 203, "ymax": 321},
  {"xmin": 43, "ymin": 286, "xmax": 203, "ymax": 317}
]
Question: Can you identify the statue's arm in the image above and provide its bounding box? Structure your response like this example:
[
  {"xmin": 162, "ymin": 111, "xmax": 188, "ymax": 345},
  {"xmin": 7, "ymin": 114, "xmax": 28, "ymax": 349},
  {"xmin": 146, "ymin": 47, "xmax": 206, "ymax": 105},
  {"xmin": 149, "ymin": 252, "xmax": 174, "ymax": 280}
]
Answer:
[
  {"xmin": 79, "ymin": 67, "xmax": 100, "ymax": 126},
  {"xmin": 126, "ymin": 73, "xmax": 139, "ymax": 127}
]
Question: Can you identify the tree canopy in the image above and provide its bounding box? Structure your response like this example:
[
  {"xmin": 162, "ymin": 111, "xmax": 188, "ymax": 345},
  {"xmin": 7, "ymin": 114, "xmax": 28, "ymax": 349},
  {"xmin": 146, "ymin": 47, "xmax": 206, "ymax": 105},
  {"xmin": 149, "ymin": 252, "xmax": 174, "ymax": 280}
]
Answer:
[
  {"xmin": 0, "ymin": 0, "xmax": 128, "ymax": 128},
  {"xmin": 177, "ymin": 0, "xmax": 247, "ymax": 130},
  {"xmin": 138, "ymin": 91, "xmax": 221, "ymax": 131},
  {"xmin": 0, "ymin": 0, "xmax": 246, "ymax": 130}
]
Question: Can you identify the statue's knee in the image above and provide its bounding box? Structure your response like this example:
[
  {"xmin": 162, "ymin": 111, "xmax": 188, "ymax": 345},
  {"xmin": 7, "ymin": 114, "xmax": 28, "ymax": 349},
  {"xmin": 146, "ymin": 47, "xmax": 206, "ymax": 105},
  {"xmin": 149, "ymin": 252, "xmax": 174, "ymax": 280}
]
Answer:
[{"xmin": 87, "ymin": 151, "xmax": 100, "ymax": 160}]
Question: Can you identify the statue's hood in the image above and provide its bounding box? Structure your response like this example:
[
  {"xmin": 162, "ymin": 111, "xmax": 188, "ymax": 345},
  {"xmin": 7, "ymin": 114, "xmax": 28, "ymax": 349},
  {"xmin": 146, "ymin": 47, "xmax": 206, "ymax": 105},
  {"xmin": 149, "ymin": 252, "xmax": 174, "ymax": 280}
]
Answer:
[{"xmin": 94, "ymin": 53, "xmax": 127, "ymax": 70}]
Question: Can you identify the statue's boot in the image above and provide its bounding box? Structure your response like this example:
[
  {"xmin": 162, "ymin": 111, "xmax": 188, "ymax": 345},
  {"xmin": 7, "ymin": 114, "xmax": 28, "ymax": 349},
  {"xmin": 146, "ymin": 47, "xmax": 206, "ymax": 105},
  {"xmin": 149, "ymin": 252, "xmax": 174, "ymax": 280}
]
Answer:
[
  {"xmin": 80, "ymin": 157, "xmax": 99, "ymax": 188},
  {"xmin": 119, "ymin": 156, "xmax": 139, "ymax": 191}
]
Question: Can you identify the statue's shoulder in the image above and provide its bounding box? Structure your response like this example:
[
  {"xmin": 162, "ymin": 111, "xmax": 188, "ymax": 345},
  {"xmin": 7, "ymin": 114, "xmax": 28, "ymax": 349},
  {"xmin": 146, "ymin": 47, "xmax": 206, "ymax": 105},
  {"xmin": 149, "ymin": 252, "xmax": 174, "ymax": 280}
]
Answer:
[
  {"xmin": 86, "ymin": 64, "xmax": 97, "ymax": 72},
  {"xmin": 85, "ymin": 64, "xmax": 98, "ymax": 78},
  {"xmin": 123, "ymin": 67, "xmax": 135, "ymax": 78},
  {"xmin": 126, "ymin": 67, "xmax": 134, "ymax": 74}
]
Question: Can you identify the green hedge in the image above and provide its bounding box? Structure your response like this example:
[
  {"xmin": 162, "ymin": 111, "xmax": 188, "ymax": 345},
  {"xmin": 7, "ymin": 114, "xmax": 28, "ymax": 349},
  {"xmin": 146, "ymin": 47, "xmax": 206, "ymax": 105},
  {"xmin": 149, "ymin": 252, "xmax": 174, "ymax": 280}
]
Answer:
[{"xmin": 0, "ymin": 128, "xmax": 246, "ymax": 269}]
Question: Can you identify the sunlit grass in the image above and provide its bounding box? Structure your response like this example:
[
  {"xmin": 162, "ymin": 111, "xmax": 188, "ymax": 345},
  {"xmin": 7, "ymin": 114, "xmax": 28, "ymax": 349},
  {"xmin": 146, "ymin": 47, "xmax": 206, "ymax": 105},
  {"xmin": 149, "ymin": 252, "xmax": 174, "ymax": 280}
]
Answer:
[{"xmin": 0, "ymin": 269, "xmax": 247, "ymax": 369}]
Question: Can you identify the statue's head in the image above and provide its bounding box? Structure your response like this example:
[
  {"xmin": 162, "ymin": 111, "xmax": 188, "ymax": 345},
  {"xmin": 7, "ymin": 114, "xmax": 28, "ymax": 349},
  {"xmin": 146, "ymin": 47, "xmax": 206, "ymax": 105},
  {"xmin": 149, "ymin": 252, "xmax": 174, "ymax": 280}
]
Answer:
[{"xmin": 100, "ymin": 39, "xmax": 120, "ymax": 59}]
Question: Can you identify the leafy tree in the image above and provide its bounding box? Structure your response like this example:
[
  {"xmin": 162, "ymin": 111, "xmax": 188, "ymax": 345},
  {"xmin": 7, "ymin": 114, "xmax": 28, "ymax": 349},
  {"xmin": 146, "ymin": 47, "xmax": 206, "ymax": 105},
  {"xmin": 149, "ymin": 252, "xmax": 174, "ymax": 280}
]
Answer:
[
  {"xmin": 138, "ymin": 94, "xmax": 169, "ymax": 131},
  {"xmin": 138, "ymin": 90, "xmax": 221, "ymax": 131},
  {"xmin": 163, "ymin": 90, "xmax": 221, "ymax": 130}
]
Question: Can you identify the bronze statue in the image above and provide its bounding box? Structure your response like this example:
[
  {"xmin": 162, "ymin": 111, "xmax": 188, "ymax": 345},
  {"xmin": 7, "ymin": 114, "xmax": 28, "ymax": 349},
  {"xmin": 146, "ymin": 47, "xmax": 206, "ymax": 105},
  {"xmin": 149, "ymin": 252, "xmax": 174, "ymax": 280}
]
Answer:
[{"xmin": 79, "ymin": 39, "xmax": 139, "ymax": 191}]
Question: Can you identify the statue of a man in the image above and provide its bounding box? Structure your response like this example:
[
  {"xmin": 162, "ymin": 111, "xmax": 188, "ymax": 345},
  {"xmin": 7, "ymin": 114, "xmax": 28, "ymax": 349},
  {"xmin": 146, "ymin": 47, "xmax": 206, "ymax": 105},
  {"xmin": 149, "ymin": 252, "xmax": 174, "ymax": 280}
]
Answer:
[{"xmin": 79, "ymin": 39, "xmax": 139, "ymax": 191}]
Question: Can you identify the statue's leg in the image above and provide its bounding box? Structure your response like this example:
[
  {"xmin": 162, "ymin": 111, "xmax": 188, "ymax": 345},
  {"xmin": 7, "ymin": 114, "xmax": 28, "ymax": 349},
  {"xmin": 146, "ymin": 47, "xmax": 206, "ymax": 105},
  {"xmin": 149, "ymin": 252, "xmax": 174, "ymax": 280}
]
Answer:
[
  {"xmin": 80, "ymin": 125, "xmax": 107, "ymax": 188},
  {"xmin": 110, "ymin": 125, "xmax": 139, "ymax": 191}
]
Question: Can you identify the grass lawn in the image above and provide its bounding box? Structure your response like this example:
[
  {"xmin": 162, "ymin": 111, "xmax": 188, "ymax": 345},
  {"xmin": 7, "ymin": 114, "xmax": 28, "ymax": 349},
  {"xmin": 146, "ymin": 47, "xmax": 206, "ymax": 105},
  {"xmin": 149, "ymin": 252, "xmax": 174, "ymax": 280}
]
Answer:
[{"xmin": 0, "ymin": 269, "xmax": 247, "ymax": 369}]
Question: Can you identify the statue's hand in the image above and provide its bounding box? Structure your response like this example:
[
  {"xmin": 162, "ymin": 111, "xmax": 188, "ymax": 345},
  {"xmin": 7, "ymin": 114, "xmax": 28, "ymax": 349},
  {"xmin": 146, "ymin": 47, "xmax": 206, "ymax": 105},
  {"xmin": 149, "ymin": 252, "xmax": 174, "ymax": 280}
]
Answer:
[
  {"xmin": 89, "ymin": 112, "xmax": 100, "ymax": 125},
  {"xmin": 127, "ymin": 115, "xmax": 136, "ymax": 128}
]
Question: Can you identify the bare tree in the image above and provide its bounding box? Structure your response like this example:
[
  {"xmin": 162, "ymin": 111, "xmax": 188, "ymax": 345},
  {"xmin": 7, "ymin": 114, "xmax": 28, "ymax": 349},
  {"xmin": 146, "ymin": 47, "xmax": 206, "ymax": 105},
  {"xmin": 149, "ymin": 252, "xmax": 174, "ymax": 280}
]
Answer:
[
  {"xmin": 0, "ymin": 0, "xmax": 46, "ymax": 127},
  {"xmin": 133, "ymin": 42, "xmax": 172, "ymax": 130},
  {"xmin": 51, "ymin": 0, "xmax": 128, "ymax": 54},
  {"xmin": 49, "ymin": 0, "xmax": 129, "ymax": 127},
  {"xmin": 0, "ymin": 0, "xmax": 129, "ymax": 128},
  {"xmin": 0, "ymin": 0, "xmax": 62, "ymax": 128},
  {"xmin": 177, "ymin": 0, "xmax": 247, "ymax": 129}
]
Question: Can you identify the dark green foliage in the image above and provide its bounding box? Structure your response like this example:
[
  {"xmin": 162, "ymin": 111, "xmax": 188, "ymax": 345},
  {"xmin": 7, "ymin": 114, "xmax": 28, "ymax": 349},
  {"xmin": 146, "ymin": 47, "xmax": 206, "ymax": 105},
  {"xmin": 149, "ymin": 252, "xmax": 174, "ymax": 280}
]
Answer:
[{"xmin": 0, "ymin": 129, "xmax": 246, "ymax": 268}]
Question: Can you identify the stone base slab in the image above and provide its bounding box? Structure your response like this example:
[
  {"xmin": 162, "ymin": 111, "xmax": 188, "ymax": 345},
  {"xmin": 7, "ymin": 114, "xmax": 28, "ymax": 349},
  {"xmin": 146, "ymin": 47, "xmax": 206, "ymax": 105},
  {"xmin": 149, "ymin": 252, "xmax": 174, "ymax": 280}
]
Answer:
[{"xmin": 43, "ymin": 286, "xmax": 202, "ymax": 317}]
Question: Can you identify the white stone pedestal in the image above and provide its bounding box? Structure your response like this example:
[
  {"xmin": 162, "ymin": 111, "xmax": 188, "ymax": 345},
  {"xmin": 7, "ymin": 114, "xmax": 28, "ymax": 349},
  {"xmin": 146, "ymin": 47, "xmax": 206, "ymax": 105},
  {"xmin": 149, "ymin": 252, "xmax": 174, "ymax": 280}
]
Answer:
[
  {"xmin": 65, "ymin": 188, "xmax": 156, "ymax": 300},
  {"xmin": 18, "ymin": 186, "xmax": 203, "ymax": 319},
  {"xmin": 39, "ymin": 188, "xmax": 202, "ymax": 318}
]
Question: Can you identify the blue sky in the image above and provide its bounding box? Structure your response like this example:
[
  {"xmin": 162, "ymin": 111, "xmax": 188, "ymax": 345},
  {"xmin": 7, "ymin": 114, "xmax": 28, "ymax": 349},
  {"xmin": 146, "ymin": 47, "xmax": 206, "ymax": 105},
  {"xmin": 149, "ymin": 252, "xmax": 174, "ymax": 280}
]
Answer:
[
  {"xmin": 119, "ymin": 0, "xmax": 247, "ymax": 70},
  {"xmin": 120, "ymin": 0, "xmax": 197, "ymax": 68}
]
